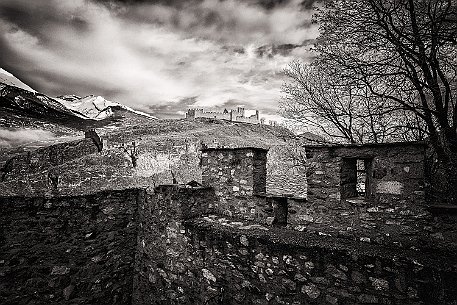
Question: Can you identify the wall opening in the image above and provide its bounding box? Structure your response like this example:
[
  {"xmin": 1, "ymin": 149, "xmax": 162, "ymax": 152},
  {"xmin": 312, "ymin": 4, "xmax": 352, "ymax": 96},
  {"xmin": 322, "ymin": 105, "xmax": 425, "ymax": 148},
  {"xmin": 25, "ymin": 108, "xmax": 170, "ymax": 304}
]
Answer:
[
  {"xmin": 265, "ymin": 196, "xmax": 288, "ymax": 226},
  {"xmin": 273, "ymin": 197, "xmax": 288, "ymax": 226},
  {"xmin": 252, "ymin": 149, "xmax": 268, "ymax": 195},
  {"xmin": 341, "ymin": 158, "xmax": 373, "ymax": 199}
]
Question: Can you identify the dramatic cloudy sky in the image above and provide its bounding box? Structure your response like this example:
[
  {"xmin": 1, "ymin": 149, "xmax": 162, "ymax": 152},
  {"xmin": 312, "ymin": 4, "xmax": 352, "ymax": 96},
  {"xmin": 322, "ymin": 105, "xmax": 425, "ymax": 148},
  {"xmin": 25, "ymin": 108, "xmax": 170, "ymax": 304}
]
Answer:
[{"xmin": 0, "ymin": 0, "xmax": 320, "ymax": 119}]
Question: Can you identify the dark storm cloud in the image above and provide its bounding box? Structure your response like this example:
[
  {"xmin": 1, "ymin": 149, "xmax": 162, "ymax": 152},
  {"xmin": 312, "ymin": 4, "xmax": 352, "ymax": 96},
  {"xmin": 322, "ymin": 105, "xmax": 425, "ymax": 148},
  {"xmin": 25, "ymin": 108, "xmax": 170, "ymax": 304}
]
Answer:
[
  {"xmin": 0, "ymin": 1, "xmax": 90, "ymax": 44},
  {"xmin": 120, "ymin": 0, "xmax": 319, "ymax": 45},
  {"xmin": 0, "ymin": 0, "xmax": 319, "ymax": 119},
  {"xmin": 96, "ymin": 0, "xmax": 322, "ymax": 10}
]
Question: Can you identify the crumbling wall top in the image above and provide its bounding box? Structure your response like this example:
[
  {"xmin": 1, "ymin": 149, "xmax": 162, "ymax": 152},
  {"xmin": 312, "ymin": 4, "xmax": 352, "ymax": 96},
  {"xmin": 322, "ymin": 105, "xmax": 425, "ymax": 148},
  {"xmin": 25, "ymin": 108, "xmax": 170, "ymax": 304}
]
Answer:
[{"xmin": 201, "ymin": 147, "xmax": 269, "ymax": 153}]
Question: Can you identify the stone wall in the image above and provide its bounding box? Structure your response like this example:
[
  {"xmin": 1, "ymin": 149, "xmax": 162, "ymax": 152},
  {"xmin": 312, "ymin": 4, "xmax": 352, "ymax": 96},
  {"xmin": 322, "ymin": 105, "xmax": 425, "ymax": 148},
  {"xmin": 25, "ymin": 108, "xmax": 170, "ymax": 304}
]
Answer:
[
  {"xmin": 306, "ymin": 142, "xmax": 426, "ymax": 205},
  {"xmin": 0, "ymin": 127, "xmax": 304, "ymax": 198},
  {"xmin": 186, "ymin": 109, "xmax": 232, "ymax": 121},
  {"xmin": 291, "ymin": 143, "xmax": 427, "ymax": 231},
  {"xmin": 133, "ymin": 189, "xmax": 457, "ymax": 305},
  {"xmin": 201, "ymin": 147, "xmax": 270, "ymax": 220},
  {"xmin": 185, "ymin": 108, "xmax": 259, "ymax": 124},
  {"xmin": 133, "ymin": 184, "xmax": 217, "ymax": 304},
  {"xmin": 266, "ymin": 145, "xmax": 307, "ymax": 198},
  {"xmin": 2, "ymin": 185, "xmax": 456, "ymax": 305},
  {"xmin": 1, "ymin": 138, "xmax": 100, "ymax": 182},
  {"xmin": 0, "ymin": 189, "xmax": 142, "ymax": 305}
]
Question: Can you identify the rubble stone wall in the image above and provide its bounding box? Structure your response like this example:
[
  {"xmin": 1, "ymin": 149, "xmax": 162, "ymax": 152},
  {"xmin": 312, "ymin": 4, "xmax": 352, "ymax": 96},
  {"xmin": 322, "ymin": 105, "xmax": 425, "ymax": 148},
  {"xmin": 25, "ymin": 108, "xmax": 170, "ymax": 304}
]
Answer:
[
  {"xmin": 266, "ymin": 145, "xmax": 307, "ymax": 198},
  {"xmin": 2, "ymin": 186, "xmax": 456, "ymax": 305},
  {"xmin": 201, "ymin": 148, "xmax": 270, "ymax": 220},
  {"xmin": 0, "ymin": 140, "xmax": 305, "ymax": 199},
  {"xmin": 297, "ymin": 143, "xmax": 428, "ymax": 231},
  {"xmin": 133, "ymin": 185, "xmax": 457, "ymax": 305},
  {"xmin": 306, "ymin": 143, "xmax": 426, "ymax": 205},
  {"xmin": 133, "ymin": 185, "xmax": 217, "ymax": 304},
  {"xmin": 0, "ymin": 189, "xmax": 142, "ymax": 305}
]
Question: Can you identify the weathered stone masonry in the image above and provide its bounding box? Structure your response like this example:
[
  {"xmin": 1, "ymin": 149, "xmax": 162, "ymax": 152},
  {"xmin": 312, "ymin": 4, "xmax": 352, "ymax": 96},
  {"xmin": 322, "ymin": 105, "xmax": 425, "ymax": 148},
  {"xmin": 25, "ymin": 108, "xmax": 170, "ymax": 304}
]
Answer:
[
  {"xmin": 201, "ymin": 147, "xmax": 269, "ymax": 220},
  {"xmin": 186, "ymin": 107, "xmax": 260, "ymax": 124},
  {"xmin": 134, "ymin": 185, "xmax": 457, "ymax": 305},
  {"xmin": 1, "ymin": 137, "xmax": 101, "ymax": 182},
  {"xmin": 305, "ymin": 142, "xmax": 426, "ymax": 206},
  {"xmin": 0, "ymin": 189, "xmax": 140, "ymax": 305},
  {"xmin": 2, "ymin": 186, "xmax": 456, "ymax": 305},
  {"xmin": 295, "ymin": 142, "xmax": 430, "ymax": 235},
  {"xmin": 2, "ymin": 142, "xmax": 457, "ymax": 305},
  {"xmin": 133, "ymin": 185, "xmax": 217, "ymax": 304}
]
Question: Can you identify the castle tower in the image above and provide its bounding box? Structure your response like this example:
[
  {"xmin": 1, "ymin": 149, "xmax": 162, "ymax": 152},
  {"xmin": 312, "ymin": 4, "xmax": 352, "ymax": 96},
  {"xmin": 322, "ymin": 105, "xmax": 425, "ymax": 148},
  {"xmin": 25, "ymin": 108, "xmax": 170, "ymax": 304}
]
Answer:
[
  {"xmin": 186, "ymin": 109, "xmax": 196, "ymax": 119},
  {"xmin": 237, "ymin": 107, "xmax": 245, "ymax": 118}
]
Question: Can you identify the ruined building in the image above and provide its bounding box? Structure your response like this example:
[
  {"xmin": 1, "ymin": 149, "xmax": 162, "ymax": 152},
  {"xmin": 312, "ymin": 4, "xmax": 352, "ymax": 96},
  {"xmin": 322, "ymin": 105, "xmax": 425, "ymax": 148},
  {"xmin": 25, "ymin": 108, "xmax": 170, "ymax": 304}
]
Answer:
[
  {"xmin": 185, "ymin": 107, "xmax": 260, "ymax": 124},
  {"xmin": 1, "ymin": 141, "xmax": 457, "ymax": 305}
]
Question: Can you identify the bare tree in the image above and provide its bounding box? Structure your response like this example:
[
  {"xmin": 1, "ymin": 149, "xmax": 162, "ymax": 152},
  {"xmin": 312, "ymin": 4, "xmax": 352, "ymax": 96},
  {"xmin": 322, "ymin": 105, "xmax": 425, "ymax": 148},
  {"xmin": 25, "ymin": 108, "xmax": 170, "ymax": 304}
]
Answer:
[
  {"xmin": 124, "ymin": 141, "xmax": 138, "ymax": 168},
  {"xmin": 281, "ymin": 60, "xmax": 424, "ymax": 143},
  {"xmin": 282, "ymin": 0, "xmax": 457, "ymax": 202}
]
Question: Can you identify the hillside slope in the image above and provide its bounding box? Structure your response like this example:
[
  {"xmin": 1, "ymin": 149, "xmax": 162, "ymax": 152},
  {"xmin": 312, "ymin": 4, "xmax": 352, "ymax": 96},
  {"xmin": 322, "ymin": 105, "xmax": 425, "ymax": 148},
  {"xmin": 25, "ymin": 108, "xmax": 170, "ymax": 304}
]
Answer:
[
  {"xmin": 0, "ymin": 118, "xmax": 307, "ymax": 198},
  {"xmin": 0, "ymin": 68, "xmax": 158, "ymax": 155}
]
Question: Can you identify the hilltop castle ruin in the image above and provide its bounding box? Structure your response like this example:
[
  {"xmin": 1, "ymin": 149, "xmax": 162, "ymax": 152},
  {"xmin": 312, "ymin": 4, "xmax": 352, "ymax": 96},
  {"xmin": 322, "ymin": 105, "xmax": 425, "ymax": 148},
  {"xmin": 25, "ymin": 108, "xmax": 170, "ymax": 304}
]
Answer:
[{"xmin": 185, "ymin": 107, "xmax": 260, "ymax": 124}]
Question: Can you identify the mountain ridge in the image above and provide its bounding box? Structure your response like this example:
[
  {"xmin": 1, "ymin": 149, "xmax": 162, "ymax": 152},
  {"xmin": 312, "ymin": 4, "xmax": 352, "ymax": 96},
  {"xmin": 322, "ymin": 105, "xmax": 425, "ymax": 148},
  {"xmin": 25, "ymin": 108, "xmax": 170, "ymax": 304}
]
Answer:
[
  {"xmin": 0, "ymin": 68, "xmax": 36, "ymax": 92},
  {"xmin": 0, "ymin": 68, "xmax": 157, "ymax": 128}
]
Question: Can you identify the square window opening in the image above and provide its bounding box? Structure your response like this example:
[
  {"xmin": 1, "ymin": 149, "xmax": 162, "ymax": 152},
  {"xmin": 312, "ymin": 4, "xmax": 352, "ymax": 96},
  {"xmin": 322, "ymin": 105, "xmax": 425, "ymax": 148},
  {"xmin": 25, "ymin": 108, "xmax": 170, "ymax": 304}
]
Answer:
[{"xmin": 341, "ymin": 158, "xmax": 373, "ymax": 199}]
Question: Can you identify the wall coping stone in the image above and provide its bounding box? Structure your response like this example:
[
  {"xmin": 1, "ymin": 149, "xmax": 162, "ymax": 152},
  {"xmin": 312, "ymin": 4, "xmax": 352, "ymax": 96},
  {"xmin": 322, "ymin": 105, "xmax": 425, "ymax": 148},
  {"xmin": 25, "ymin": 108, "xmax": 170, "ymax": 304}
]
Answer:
[
  {"xmin": 201, "ymin": 147, "xmax": 269, "ymax": 153},
  {"xmin": 0, "ymin": 188, "xmax": 145, "ymax": 202},
  {"xmin": 304, "ymin": 141, "xmax": 426, "ymax": 149},
  {"xmin": 186, "ymin": 217, "xmax": 457, "ymax": 271}
]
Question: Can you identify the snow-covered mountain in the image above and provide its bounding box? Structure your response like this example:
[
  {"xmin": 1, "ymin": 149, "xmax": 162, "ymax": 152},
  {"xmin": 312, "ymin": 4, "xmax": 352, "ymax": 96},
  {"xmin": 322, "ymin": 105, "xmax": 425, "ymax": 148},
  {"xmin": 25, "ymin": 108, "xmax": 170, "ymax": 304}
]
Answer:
[
  {"xmin": 0, "ymin": 68, "xmax": 36, "ymax": 92},
  {"xmin": 57, "ymin": 95, "xmax": 156, "ymax": 120},
  {"xmin": 0, "ymin": 68, "xmax": 157, "ymax": 126}
]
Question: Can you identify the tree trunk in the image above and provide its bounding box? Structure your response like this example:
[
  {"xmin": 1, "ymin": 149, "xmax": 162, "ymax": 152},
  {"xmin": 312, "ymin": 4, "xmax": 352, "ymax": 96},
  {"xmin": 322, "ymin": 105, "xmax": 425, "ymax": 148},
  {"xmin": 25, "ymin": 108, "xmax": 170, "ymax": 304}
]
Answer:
[{"xmin": 431, "ymin": 139, "xmax": 457, "ymax": 204}]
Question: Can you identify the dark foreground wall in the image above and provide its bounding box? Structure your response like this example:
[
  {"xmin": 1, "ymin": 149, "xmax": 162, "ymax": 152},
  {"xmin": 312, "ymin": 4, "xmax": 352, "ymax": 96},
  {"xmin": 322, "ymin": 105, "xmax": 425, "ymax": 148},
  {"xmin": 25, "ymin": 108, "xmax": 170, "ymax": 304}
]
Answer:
[
  {"xmin": 0, "ymin": 189, "xmax": 142, "ymax": 305},
  {"xmin": 2, "ymin": 188, "xmax": 457, "ymax": 305},
  {"xmin": 134, "ymin": 186, "xmax": 457, "ymax": 305},
  {"xmin": 181, "ymin": 221, "xmax": 457, "ymax": 305},
  {"xmin": 136, "ymin": 218, "xmax": 457, "ymax": 305}
]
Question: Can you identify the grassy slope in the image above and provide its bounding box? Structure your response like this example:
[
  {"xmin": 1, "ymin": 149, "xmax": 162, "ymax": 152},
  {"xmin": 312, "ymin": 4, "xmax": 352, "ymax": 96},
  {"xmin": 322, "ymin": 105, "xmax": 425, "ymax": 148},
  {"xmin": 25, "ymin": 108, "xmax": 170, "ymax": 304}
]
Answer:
[{"xmin": 0, "ymin": 118, "xmax": 302, "ymax": 196}]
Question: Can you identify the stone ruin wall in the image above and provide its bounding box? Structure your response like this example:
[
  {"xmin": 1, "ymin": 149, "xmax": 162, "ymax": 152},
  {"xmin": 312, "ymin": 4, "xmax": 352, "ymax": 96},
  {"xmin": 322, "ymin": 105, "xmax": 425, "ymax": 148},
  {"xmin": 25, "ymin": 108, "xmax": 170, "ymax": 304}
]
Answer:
[
  {"xmin": 135, "ymin": 186, "xmax": 457, "ymax": 305},
  {"xmin": 1, "ymin": 152, "xmax": 456, "ymax": 305},
  {"xmin": 186, "ymin": 110, "xmax": 232, "ymax": 121},
  {"xmin": 0, "ymin": 189, "xmax": 141, "ymax": 305},
  {"xmin": 1, "ymin": 138, "xmax": 100, "ymax": 182},
  {"xmin": 266, "ymin": 145, "xmax": 307, "ymax": 198},
  {"xmin": 0, "ymin": 135, "xmax": 204, "ymax": 196},
  {"xmin": 124, "ymin": 139, "xmax": 306, "ymax": 200},
  {"xmin": 199, "ymin": 147, "xmax": 306, "ymax": 224},
  {"xmin": 231, "ymin": 113, "xmax": 260, "ymax": 124},
  {"xmin": 201, "ymin": 148, "xmax": 269, "ymax": 220},
  {"xmin": 306, "ymin": 143, "xmax": 425, "ymax": 205},
  {"xmin": 195, "ymin": 144, "xmax": 443, "ymax": 249},
  {"xmin": 186, "ymin": 108, "xmax": 260, "ymax": 124},
  {"xmin": 0, "ymin": 135, "xmax": 429, "ymax": 238},
  {"xmin": 299, "ymin": 143, "xmax": 428, "ymax": 236}
]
